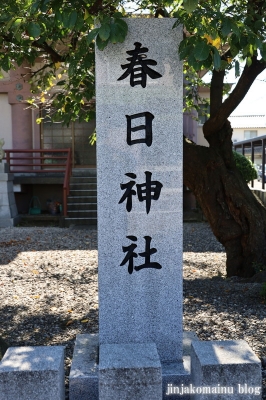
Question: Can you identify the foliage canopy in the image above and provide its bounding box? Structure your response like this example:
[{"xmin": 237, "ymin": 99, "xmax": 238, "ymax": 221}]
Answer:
[
  {"xmin": 1, "ymin": 0, "xmax": 266, "ymax": 125},
  {"xmin": 2, "ymin": 0, "xmax": 266, "ymax": 277}
]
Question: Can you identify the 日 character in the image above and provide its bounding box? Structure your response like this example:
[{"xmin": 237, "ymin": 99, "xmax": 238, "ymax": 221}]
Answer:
[{"xmin": 126, "ymin": 112, "xmax": 154, "ymax": 147}]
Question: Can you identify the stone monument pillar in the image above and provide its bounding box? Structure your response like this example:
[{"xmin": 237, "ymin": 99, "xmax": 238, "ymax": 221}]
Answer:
[
  {"xmin": 96, "ymin": 18, "xmax": 183, "ymax": 398},
  {"xmin": 96, "ymin": 17, "xmax": 183, "ymax": 364}
]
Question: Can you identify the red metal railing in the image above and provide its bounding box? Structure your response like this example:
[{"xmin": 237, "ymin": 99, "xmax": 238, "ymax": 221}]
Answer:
[{"xmin": 5, "ymin": 149, "xmax": 72, "ymax": 216}]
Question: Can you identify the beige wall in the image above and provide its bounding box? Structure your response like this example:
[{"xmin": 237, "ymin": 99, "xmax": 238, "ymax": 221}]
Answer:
[
  {"xmin": 0, "ymin": 93, "xmax": 12, "ymax": 149},
  {"xmin": 232, "ymin": 127, "xmax": 266, "ymax": 143}
]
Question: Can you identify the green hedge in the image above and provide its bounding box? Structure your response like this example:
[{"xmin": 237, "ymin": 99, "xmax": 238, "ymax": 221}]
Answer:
[{"xmin": 233, "ymin": 151, "xmax": 258, "ymax": 183}]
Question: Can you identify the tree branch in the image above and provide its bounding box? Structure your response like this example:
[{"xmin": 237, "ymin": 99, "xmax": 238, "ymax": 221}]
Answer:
[
  {"xmin": 204, "ymin": 57, "xmax": 266, "ymax": 137},
  {"xmin": 87, "ymin": 0, "xmax": 104, "ymax": 15},
  {"xmin": 31, "ymin": 40, "xmax": 65, "ymax": 63},
  {"xmin": 155, "ymin": 8, "xmax": 170, "ymax": 18},
  {"xmin": 209, "ymin": 69, "xmax": 226, "ymax": 117},
  {"xmin": 86, "ymin": 0, "xmax": 116, "ymax": 15},
  {"xmin": 27, "ymin": 62, "xmax": 53, "ymax": 76}
]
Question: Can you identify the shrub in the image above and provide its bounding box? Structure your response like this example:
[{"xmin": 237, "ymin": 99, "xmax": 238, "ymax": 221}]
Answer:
[
  {"xmin": 233, "ymin": 151, "xmax": 258, "ymax": 183},
  {"xmin": 260, "ymin": 282, "xmax": 266, "ymax": 301}
]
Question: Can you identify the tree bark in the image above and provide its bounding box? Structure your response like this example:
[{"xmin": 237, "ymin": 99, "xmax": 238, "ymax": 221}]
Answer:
[
  {"xmin": 184, "ymin": 126, "xmax": 266, "ymax": 277},
  {"xmin": 184, "ymin": 50, "xmax": 266, "ymax": 278}
]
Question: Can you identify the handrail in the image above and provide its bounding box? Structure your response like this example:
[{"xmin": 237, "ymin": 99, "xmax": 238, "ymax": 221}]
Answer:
[
  {"xmin": 63, "ymin": 149, "xmax": 72, "ymax": 217},
  {"xmin": 4, "ymin": 148, "xmax": 72, "ymax": 217}
]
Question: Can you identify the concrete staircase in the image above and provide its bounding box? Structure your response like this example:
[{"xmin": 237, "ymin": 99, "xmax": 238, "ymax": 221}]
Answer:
[{"xmin": 64, "ymin": 168, "xmax": 97, "ymax": 227}]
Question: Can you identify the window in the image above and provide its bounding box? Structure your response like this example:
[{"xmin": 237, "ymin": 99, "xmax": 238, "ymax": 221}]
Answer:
[
  {"xmin": 244, "ymin": 130, "xmax": 257, "ymax": 139},
  {"xmin": 198, "ymin": 104, "xmax": 210, "ymax": 125}
]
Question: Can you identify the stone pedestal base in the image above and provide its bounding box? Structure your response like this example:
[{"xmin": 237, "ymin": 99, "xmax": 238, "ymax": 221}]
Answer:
[
  {"xmin": 69, "ymin": 334, "xmax": 99, "ymax": 400},
  {"xmin": 69, "ymin": 332, "xmax": 197, "ymax": 400},
  {"xmin": 0, "ymin": 346, "xmax": 65, "ymax": 400},
  {"xmin": 191, "ymin": 340, "xmax": 262, "ymax": 399},
  {"xmin": 99, "ymin": 342, "xmax": 162, "ymax": 400},
  {"xmin": 0, "ymin": 163, "xmax": 19, "ymax": 227}
]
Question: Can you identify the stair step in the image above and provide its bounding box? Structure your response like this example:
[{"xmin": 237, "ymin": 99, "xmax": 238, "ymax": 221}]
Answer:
[
  {"xmin": 69, "ymin": 190, "xmax": 97, "ymax": 196},
  {"xmin": 68, "ymin": 203, "xmax": 97, "ymax": 211},
  {"xmin": 68, "ymin": 210, "xmax": 97, "ymax": 218},
  {"xmin": 67, "ymin": 169, "xmax": 97, "ymax": 226},
  {"xmin": 70, "ymin": 183, "xmax": 96, "ymax": 190},
  {"xmin": 64, "ymin": 217, "xmax": 97, "ymax": 227},
  {"xmin": 72, "ymin": 168, "xmax": 96, "ymax": 177},
  {"xmin": 70, "ymin": 177, "xmax": 97, "ymax": 184},
  {"xmin": 67, "ymin": 197, "xmax": 97, "ymax": 205}
]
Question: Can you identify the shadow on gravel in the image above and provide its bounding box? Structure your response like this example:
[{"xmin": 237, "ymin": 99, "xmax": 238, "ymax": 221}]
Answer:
[
  {"xmin": 183, "ymin": 222, "xmax": 225, "ymax": 253},
  {"xmin": 184, "ymin": 277, "xmax": 263, "ymax": 305},
  {"xmin": 0, "ymin": 304, "xmax": 98, "ymax": 348},
  {"xmin": 0, "ymin": 229, "xmax": 98, "ymax": 264}
]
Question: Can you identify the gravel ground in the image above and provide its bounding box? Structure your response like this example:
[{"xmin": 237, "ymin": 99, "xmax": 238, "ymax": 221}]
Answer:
[{"xmin": 0, "ymin": 222, "xmax": 266, "ymax": 398}]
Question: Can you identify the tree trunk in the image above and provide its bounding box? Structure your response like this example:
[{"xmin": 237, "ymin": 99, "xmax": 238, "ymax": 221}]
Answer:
[{"xmin": 184, "ymin": 122, "xmax": 266, "ymax": 278}]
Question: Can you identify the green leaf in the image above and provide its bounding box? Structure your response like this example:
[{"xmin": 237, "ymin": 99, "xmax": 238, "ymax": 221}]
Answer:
[
  {"xmin": 212, "ymin": 47, "xmax": 221, "ymax": 70},
  {"xmin": 109, "ymin": 22, "xmax": 126, "ymax": 44},
  {"xmin": 55, "ymin": 11, "xmax": 63, "ymax": 23},
  {"xmin": 68, "ymin": 11, "xmax": 77, "ymax": 29},
  {"xmin": 231, "ymin": 22, "xmax": 240, "ymax": 37},
  {"xmin": 235, "ymin": 60, "xmax": 240, "ymax": 77},
  {"xmin": 229, "ymin": 43, "xmax": 239, "ymax": 57},
  {"xmin": 179, "ymin": 44, "xmax": 193, "ymax": 60},
  {"xmin": 221, "ymin": 19, "xmax": 231, "ymax": 37},
  {"xmin": 40, "ymin": 0, "xmax": 50, "ymax": 12},
  {"xmin": 194, "ymin": 41, "xmax": 210, "ymax": 61},
  {"xmin": 86, "ymin": 28, "xmax": 100, "ymax": 44},
  {"xmin": 69, "ymin": 62, "xmax": 76, "ymax": 76},
  {"xmin": 114, "ymin": 18, "xmax": 128, "ymax": 34},
  {"xmin": 27, "ymin": 22, "xmax": 41, "ymax": 38},
  {"xmin": 255, "ymin": 37, "xmax": 263, "ymax": 50},
  {"xmin": 62, "ymin": 11, "xmax": 70, "ymax": 28},
  {"xmin": 75, "ymin": 14, "xmax": 84, "ymax": 31},
  {"xmin": 99, "ymin": 23, "xmax": 111, "ymax": 41},
  {"xmin": 183, "ymin": 0, "xmax": 198, "ymax": 13},
  {"xmin": 96, "ymin": 34, "xmax": 109, "ymax": 50},
  {"xmin": 1, "ymin": 55, "xmax": 11, "ymax": 72},
  {"xmin": 246, "ymin": 56, "xmax": 252, "ymax": 67},
  {"xmin": 113, "ymin": 12, "xmax": 123, "ymax": 18},
  {"xmin": 30, "ymin": 1, "xmax": 41, "ymax": 14},
  {"xmin": 240, "ymin": 36, "xmax": 248, "ymax": 49},
  {"xmin": 260, "ymin": 43, "xmax": 266, "ymax": 61},
  {"xmin": 255, "ymin": 19, "xmax": 264, "ymax": 31},
  {"xmin": 202, "ymin": 54, "xmax": 213, "ymax": 69},
  {"xmin": 188, "ymin": 53, "xmax": 201, "ymax": 70}
]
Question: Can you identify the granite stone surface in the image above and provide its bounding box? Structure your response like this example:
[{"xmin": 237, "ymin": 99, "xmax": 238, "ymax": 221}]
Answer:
[
  {"xmin": 0, "ymin": 218, "xmax": 17, "ymax": 227},
  {"xmin": 183, "ymin": 330, "xmax": 199, "ymax": 356},
  {"xmin": 0, "ymin": 346, "xmax": 65, "ymax": 400},
  {"xmin": 0, "ymin": 173, "xmax": 13, "ymax": 181},
  {"xmin": 191, "ymin": 340, "xmax": 262, "ymax": 399},
  {"xmin": 0, "ymin": 163, "xmax": 9, "ymax": 173},
  {"xmin": 96, "ymin": 18, "xmax": 183, "ymax": 363},
  {"xmin": 99, "ymin": 342, "xmax": 162, "ymax": 400},
  {"xmin": 0, "ymin": 168, "xmax": 18, "ymax": 227},
  {"xmin": 69, "ymin": 334, "xmax": 98, "ymax": 400},
  {"xmin": 69, "ymin": 331, "xmax": 198, "ymax": 400}
]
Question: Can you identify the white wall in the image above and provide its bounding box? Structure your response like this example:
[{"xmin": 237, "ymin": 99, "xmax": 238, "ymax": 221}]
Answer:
[
  {"xmin": 0, "ymin": 94, "xmax": 12, "ymax": 149},
  {"xmin": 197, "ymin": 124, "xmax": 209, "ymax": 146}
]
